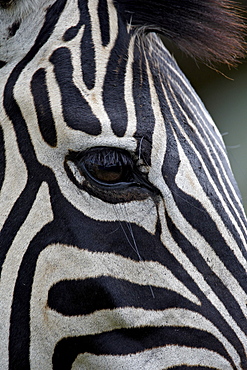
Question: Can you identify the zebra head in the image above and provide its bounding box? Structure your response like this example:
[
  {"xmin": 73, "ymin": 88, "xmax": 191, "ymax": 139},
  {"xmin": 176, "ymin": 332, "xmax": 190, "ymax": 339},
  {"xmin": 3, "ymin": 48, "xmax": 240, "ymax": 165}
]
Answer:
[{"xmin": 0, "ymin": 0, "xmax": 247, "ymax": 369}]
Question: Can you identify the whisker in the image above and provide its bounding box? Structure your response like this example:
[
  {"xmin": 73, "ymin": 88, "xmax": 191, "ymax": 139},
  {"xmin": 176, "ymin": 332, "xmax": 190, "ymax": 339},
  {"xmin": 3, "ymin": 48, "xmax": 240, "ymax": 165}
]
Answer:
[
  {"xmin": 113, "ymin": 205, "xmax": 139, "ymax": 256},
  {"xmin": 123, "ymin": 205, "xmax": 155, "ymax": 299},
  {"xmin": 123, "ymin": 204, "xmax": 143, "ymax": 262},
  {"xmin": 108, "ymin": 225, "xmax": 121, "ymax": 235},
  {"xmin": 138, "ymin": 136, "xmax": 144, "ymax": 161}
]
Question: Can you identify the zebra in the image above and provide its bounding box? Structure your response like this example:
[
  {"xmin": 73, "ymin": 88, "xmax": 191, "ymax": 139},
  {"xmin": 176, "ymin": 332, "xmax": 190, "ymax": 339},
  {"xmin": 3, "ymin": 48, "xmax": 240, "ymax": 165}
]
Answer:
[{"xmin": 0, "ymin": 0, "xmax": 247, "ymax": 368}]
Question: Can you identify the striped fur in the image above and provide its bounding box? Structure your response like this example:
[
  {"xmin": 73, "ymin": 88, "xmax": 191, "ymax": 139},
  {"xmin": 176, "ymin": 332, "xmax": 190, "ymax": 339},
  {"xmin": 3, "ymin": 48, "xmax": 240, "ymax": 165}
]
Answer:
[{"xmin": 0, "ymin": 0, "xmax": 247, "ymax": 369}]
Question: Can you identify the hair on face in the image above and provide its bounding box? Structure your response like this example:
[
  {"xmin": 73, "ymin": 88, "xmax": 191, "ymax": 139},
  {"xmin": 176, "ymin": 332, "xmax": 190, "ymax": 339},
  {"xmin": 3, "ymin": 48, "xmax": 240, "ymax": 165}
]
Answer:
[{"xmin": 115, "ymin": 0, "xmax": 246, "ymax": 65}]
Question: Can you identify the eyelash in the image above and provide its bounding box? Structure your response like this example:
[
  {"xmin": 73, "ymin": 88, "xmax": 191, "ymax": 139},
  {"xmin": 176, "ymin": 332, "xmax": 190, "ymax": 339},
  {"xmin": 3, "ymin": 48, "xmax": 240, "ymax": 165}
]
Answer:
[{"xmin": 75, "ymin": 147, "xmax": 136, "ymax": 189}]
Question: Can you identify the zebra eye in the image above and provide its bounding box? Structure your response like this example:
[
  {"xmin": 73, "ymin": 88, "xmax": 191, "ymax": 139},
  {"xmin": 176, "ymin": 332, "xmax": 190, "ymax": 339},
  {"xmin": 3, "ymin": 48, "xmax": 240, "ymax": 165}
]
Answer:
[
  {"xmin": 65, "ymin": 147, "xmax": 157, "ymax": 202},
  {"xmin": 75, "ymin": 147, "xmax": 134, "ymax": 187}
]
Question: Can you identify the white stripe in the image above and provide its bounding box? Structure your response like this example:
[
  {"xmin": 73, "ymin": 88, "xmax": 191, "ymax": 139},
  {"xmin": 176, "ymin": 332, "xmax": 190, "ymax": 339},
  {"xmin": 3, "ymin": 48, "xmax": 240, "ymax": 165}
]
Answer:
[
  {"xmin": 0, "ymin": 116, "xmax": 27, "ymax": 229},
  {"xmin": 72, "ymin": 346, "xmax": 233, "ymax": 370},
  {"xmin": 0, "ymin": 182, "xmax": 53, "ymax": 370},
  {"xmin": 30, "ymin": 243, "xmax": 200, "ymax": 306},
  {"xmin": 87, "ymin": 0, "xmax": 118, "ymax": 136},
  {"xmin": 31, "ymin": 306, "xmax": 240, "ymax": 368},
  {"xmin": 124, "ymin": 35, "xmax": 138, "ymax": 138}
]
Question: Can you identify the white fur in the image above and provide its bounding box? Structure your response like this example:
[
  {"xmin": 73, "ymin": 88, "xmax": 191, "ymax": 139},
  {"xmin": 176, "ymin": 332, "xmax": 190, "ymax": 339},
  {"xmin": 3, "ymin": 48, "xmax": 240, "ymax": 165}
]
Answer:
[{"xmin": 0, "ymin": 0, "xmax": 55, "ymax": 65}]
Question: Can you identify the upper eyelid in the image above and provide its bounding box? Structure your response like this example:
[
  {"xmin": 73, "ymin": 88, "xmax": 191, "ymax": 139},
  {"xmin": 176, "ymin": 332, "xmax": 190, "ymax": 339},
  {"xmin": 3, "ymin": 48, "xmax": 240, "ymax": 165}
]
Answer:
[{"xmin": 74, "ymin": 147, "xmax": 135, "ymax": 167}]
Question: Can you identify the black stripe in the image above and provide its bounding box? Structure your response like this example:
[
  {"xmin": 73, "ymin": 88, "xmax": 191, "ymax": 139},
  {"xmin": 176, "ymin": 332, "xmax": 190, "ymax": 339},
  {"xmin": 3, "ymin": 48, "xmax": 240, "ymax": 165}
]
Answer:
[
  {"xmin": 171, "ymin": 367, "xmax": 219, "ymax": 370},
  {"xmin": 0, "ymin": 125, "xmax": 5, "ymax": 192},
  {"xmin": 103, "ymin": 17, "xmax": 129, "ymax": 137},
  {"xmin": 7, "ymin": 181, "xmax": 44, "ymax": 370},
  {"xmin": 0, "ymin": 180, "xmax": 41, "ymax": 274},
  {"xmin": 1, "ymin": 0, "xmax": 68, "ymax": 272},
  {"xmin": 98, "ymin": 0, "xmax": 110, "ymax": 47},
  {"xmin": 80, "ymin": 0, "xmax": 96, "ymax": 90},
  {"xmin": 63, "ymin": 0, "xmax": 97, "ymax": 89},
  {"xmin": 7, "ymin": 188, "xmax": 245, "ymax": 368},
  {"xmin": 31, "ymin": 68, "xmax": 57, "ymax": 147},
  {"xmin": 170, "ymin": 117, "xmax": 247, "ymax": 293},
  {"xmin": 49, "ymin": 47, "xmax": 101, "ymax": 135},
  {"xmin": 8, "ymin": 21, "xmax": 21, "ymax": 38},
  {"xmin": 155, "ymin": 43, "xmax": 245, "ymax": 231},
  {"xmin": 62, "ymin": 2, "xmax": 83, "ymax": 42},
  {"xmin": 48, "ymin": 276, "xmax": 198, "ymax": 316},
  {"xmin": 0, "ymin": 60, "xmax": 7, "ymax": 68},
  {"xmin": 7, "ymin": 167, "xmax": 65, "ymax": 370},
  {"xmin": 149, "ymin": 37, "xmax": 225, "ymax": 148},
  {"xmin": 52, "ymin": 327, "xmax": 232, "ymax": 370},
  {"xmin": 133, "ymin": 42, "xmax": 155, "ymax": 164}
]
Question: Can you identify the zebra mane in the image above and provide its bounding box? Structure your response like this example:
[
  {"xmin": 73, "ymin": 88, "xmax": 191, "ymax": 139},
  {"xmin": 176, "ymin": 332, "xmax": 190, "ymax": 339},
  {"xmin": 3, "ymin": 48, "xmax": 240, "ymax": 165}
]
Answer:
[{"xmin": 115, "ymin": 0, "xmax": 246, "ymax": 65}]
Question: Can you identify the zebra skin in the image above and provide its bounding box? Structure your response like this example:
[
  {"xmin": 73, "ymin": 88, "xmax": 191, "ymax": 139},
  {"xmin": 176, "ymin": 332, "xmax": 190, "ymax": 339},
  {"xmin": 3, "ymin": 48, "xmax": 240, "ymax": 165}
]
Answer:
[{"xmin": 0, "ymin": 0, "xmax": 247, "ymax": 368}]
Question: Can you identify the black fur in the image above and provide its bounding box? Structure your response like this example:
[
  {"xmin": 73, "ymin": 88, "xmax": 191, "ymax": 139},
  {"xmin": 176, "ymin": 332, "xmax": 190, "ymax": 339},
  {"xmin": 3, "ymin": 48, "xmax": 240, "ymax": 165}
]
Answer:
[
  {"xmin": 115, "ymin": 0, "xmax": 246, "ymax": 65},
  {"xmin": 0, "ymin": 0, "xmax": 15, "ymax": 8}
]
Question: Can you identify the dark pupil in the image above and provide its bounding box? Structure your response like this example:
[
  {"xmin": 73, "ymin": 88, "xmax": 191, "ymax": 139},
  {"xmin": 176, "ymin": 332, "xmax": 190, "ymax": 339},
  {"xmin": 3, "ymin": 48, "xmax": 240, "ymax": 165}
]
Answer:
[{"xmin": 89, "ymin": 164, "xmax": 124, "ymax": 183}]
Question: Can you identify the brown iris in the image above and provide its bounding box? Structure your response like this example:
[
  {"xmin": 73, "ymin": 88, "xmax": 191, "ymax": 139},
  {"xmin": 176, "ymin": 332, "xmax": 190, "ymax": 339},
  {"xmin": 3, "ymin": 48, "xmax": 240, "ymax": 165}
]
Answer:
[{"xmin": 86, "ymin": 164, "xmax": 124, "ymax": 184}]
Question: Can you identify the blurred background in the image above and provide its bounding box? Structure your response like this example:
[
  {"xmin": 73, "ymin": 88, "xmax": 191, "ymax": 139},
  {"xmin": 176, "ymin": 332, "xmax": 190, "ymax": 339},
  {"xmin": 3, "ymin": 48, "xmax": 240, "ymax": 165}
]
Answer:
[{"xmin": 162, "ymin": 0, "xmax": 247, "ymax": 213}]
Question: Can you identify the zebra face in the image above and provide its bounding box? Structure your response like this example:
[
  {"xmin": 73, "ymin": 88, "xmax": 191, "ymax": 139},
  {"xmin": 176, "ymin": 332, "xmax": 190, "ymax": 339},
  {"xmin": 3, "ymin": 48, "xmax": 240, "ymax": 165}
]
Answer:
[{"xmin": 0, "ymin": 0, "xmax": 247, "ymax": 369}]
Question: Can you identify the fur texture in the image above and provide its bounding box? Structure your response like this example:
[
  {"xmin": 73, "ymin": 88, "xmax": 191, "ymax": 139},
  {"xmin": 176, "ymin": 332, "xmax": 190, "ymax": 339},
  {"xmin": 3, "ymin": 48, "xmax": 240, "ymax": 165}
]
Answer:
[
  {"xmin": 1, "ymin": 0, "xmax": 247, "ymax": 368},
  {"xmin": 115, "ymin": 0, "xmax": 246, "ymax": 65}
]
